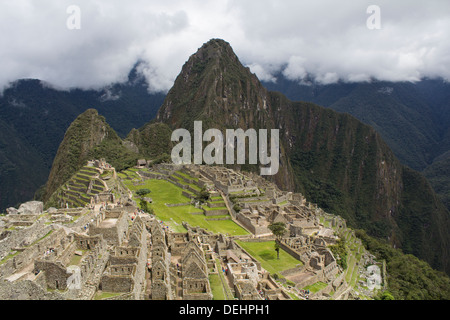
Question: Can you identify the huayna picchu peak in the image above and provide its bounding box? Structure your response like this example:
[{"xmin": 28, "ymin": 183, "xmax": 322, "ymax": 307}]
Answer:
[{"xmin": 1, "ymin": 38, "xmax": 449, "ymax": 302}]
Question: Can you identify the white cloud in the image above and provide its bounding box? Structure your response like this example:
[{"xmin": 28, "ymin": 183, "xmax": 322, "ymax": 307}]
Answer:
[
  {"xmin": 282, "ymin": 56, "xmax": 307, "ymax": 81},
  {"xmin": 0, "ymin": 0, "xmax": 449, "ymax": 92},
  {"xmin": 247, "ymin": 63, "xmax": 277, "ymax": 83}
]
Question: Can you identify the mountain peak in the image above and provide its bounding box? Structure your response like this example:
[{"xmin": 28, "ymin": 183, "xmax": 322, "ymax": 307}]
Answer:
[
  {"xmin": 194, "ymin": 38, "xmax": 236, "ymax": 60},
  {"xmin": 181, "ymin": 38, "xmax": 242, "ymax": 80},
  {"xmin": 156, "ymin": 38, "xmax": 266, "ymax": 128}
]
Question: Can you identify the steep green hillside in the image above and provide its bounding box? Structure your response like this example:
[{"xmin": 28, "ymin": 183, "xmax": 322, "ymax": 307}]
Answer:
[
  {"xmin": 126, "ymin": 122, "xmax": 174, "ymax": 160},
  {"xmin": 0, "ymin": 118, "xmax": 48, "ymax": 210},
  {"xmin": 43, "ymin": 109, "xmax": 139, "ymax": 203},
  {"xmin": 356, "ymin": 229, "xmax": 450, "ymax": 300},
  {"xmin": 424, "ymin": 151, "xmax": 450, "ymax": 210}
]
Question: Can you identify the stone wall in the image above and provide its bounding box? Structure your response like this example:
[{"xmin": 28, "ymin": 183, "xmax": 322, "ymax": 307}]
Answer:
[
  {"xmin": 33, "ymin": 232, "xmax": 106, "ymax": 292},
  {"xmin": 295, "ymin": 272, "xmax": 321, "ymax": 289},
  {"xmin": 0, "ymin": 220, "xmax": 53, "ymax": 261},
  {"xmin": 68, "ymin": 209, "xmax": 96, "ymax": 232},
  {"xmin": 0, "ymin": 226, "xmax": 59, "ymax": 280},
  {"xmin": 166, "ymin": 202, "xmax": 191, "ymax": 208},
  {"xmin": 240, "ymin": 200, "xmax": 273, "ymax": 207},
  {"xmin": 34, "ymin": 260, "xmax": 70, "ymax": 290},
  {"xmin": 236, "ymin": 213, "xmax": 270, "ymax": 235},
  {"xmin": 206, "ymin": 201, "xmax": 226, "ymax": 208},
  {"xmin": 0, "ymin": 279, "xmax": 64, "ymax": 300},
  {"xmin": 277, "ymin": 240, "xmax": 306, "ymax": 263},
  {"xmin": 202, "ymin": 208, "xmax": 228, "ymax": 216},
  {"xmin": 89, "ymin": 210, "xmax": 128, "ymax": 245},
  {"xmin": 182, "ymin": 278, "xmax": 213, "ymax": 300},
  {"xmin": 231, "ymin": 241, "xmax": 262, "ymax": 271},
  {"xmin": 182, "ymin": 191, "xmax": 195, "ymax": 199},
  {"xmin": 101, "ymin": 274, "xmax": 134, "ymax": 292}
]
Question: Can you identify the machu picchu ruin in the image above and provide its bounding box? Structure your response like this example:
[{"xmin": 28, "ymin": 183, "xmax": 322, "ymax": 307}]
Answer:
[{"xmin": 0, "ymin": 160, "xmax": 386, "ymax": 300}]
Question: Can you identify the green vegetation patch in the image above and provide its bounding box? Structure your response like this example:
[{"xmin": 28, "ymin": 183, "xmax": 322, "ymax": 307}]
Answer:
[
  {"xmin": 94, "ymin": 291, "xmax": 123, "ymax": 300},
  {"xmin": 235, "ymin": 240, "xmax": 302, "ymax": 275},
  {"xmin": 209, "ymin": 274, "xmax": 226, "ymax": 300},
  {"xmin": 120, "ymin": 176, "xmax": 248, "ymax": 236},
  {"xmin": 303, "ymin": 281, "xmax": 328, "ymax": 293}
]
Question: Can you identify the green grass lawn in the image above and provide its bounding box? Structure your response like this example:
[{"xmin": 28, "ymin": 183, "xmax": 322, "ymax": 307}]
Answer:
[
  {"xmin": 235, "ymin": 240, "xmax": 302, "ymax": 275},
  {"xmin": 121, "ymin": 175, "xmax": 248, "ymax": 236},
  {"xmin": 209, "ymin": 274, "xmax": 226, "ymax": 300},
  {"xmin": 94, "ymin": 291, "xmax": 123, "ymax": 300},
  {"xmin": 69, "ymin": 254, "xmax": 82, "ymax": 266},
  {"xmin": 210, "ymin": 258, "xmax": 234, "ymax": 300},
  {"xmin": 303, "ymin": 281, "xmax": 328, "ymax": 293},
  {"xmin": 202, "ymin": 205, "xmax": 228, "ymax": 211}
]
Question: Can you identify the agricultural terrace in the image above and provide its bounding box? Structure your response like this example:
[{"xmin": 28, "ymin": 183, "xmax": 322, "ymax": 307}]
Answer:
[{"xmin": 118, "ymin": 169, "xmax": 249, "ymax": 236}]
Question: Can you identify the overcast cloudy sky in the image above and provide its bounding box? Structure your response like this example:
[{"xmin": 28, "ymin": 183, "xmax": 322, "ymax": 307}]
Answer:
[{"xmin": 1, "ymin": 0, "xmax": 449, "ymax": 92}]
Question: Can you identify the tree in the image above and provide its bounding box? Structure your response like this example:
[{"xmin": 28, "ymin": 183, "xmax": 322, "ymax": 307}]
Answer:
[
  {"xmin": 376, "ymin": 291, "xmax": 395, "ymax": 300},
  {"xmin": 136, "ymin": 188, "xmax": 151, "ymax": 198},
  {"xmin": 329, "ymin": 238, "xmax": 348, "ymax": 270},
  {"xmin": 274, "ymin": 241, "xmax": 281, "ymax": 260},
  {"xmin": 139, "ymin": 198, "xmax": 150, "ymax": 213},
  {"xmin": 268, "ymin": 222, "xmax": 286, "ymax": 240},
  {"xmin": 269, "ymin": 222, "xmax": 286, "ymax": 260},
  {"xmin": 194, "ymin": 186, "xmax": 210, "ymax": 204}
]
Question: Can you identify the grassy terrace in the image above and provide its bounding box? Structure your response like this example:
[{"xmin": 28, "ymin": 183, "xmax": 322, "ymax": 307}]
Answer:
[
  {"xmin": 171, "ymin": 174, "xmax": 202, "ymax": 192},
  {"xmin": 53, "ymin": 166, "xmax": 107, "ymax": 208},
  {"xmin": 69, "ymin": 250, "xmax": 88, "ymax": 266},
  {"xmin": 343, "ymin": 232, "xmax": 365, "ymax": 289},
  {"xmin": 175, "ymin": 170, "xmax": 199, "ymax": 182},
  {"xmin": 235, "ymin": 240, "xmax": 302, "ymax": 276},
  {"xmin": 94, "ymin": 291, "xmax": 123, "ymax": 300},
  {"xmin": 303, "ymin": 281, "xmax": 328, "ymax": 293},
  {"xmin": 120, "ymin": 170, "xmax": 248, "ymax": 236},
  {"xmin": 202, "ymin": 205, "xmax": 228, "ymax": 211},
  {"xmin": 209, "ymin": 258, "xmax": 234, "ymax": 300},
  {"xmin": 209, "ymin": 274, "xmax": 226, "ymax": 300}
]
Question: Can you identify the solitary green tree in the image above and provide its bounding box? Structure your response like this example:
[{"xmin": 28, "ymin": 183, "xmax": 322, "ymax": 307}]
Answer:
[
  {"xmin": 136, "ymin": 188, "xmax": 152, "ymax": 213},
  {"xmin": 139, "ymin": 198, "xmax": 150, "ymax": 213},
  {"xmin": 136, "ymin": 188, "xmax": 151, "ymax": 198},
  {"xmin": 195, "ymin": 186, "xmax": 210, "ymax": 204},
  {"xmin": 269, "ymin": 222, "xmax": 286, "ymax": 259}
]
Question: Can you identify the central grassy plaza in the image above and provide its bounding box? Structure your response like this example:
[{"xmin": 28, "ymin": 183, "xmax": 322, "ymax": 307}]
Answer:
[{"xmin": 119, "ymin": 170, "xmax": 249, "ymax": 235}]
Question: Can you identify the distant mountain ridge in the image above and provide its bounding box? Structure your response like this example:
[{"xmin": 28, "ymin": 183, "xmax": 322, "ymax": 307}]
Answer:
[
  {"xmin": 0, "ymin": 65, "xmax": 165, "ymax": 211},
  {"xmin": 262, "ymin": 75, "xmax": 450, "ymax": 210},
  {"xmin": 262, "ymin": 74, "xmax": 450, "ymax": 171}
]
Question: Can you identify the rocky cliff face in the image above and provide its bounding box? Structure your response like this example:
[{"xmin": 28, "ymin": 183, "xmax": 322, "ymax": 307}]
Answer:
[{"xmin": 155, "ymin": 39, "xmax": 450, "ymax": 273}]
